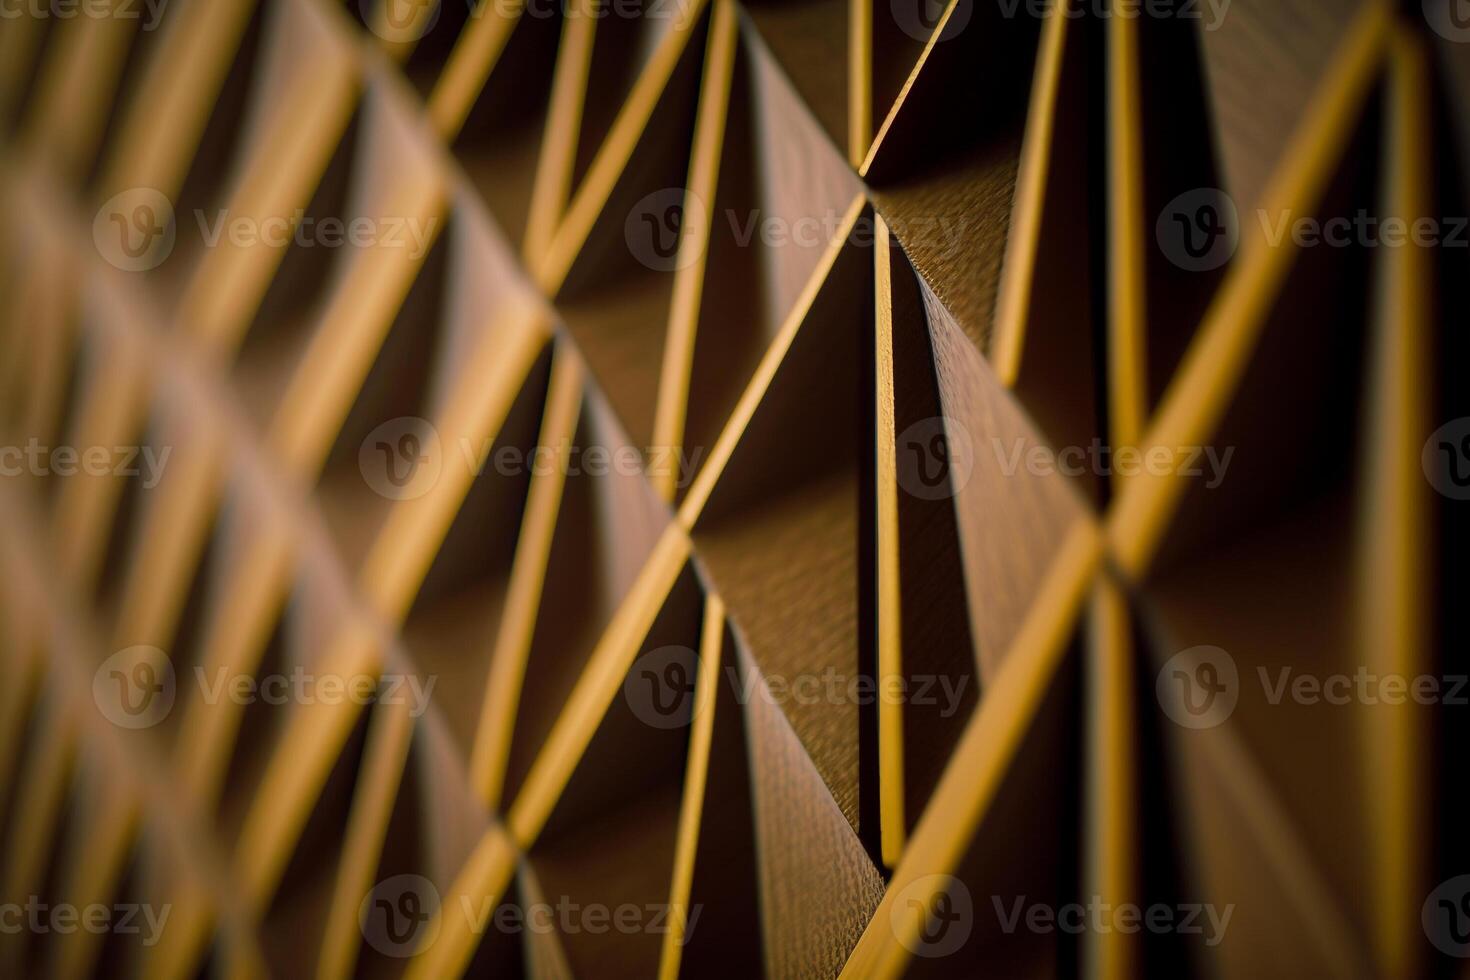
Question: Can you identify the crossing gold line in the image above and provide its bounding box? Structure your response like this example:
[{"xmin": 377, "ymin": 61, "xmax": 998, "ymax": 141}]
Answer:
[
  {"xmin": 1105, "ymin": 6, "xmax": 1147, "ymax": 453},
  {"xmin": 401, "ymin": 823, "xmax": 518, "ymax": 980},
  {"xmin": 847, "ymin": 0, "xmax": 871, "ymax": 166},
  {"xmin": 873, "ymin": 212, "xmax": 906, "ymax": 869},
  {"xmin": 677, "ymin": 194, "xmax": 867, "ymax": 528},
  {"xmin": 316, "ymin": 695, "xmax": 416, "ymax": 980},
  {"xmin": 656, "ymin": 592, "xmax": 725, "ymax": 979},
  {"xmin": 1362, "ymin": 27, "xmax": 1432, "ymax": 977},
  {"xmin": 534, "ymin": 0, "xmax": 712, "ymax": 294},
  {"xmin": 521, "ymin": 0, "xmax": 598, "ymax": 266},
  {"xmin": 506, "ymin": 521, "xmax": 691, "ymax": 846},
  {"xmin": 428, "ymin": 0, "xmax": 525, "ymax": 140},
  {"xmin": 358, "ymin": 304, "xmax": 550, "ymax": 624},
  {"xmin": 98, "ymin": 0, "xmax": 260, "ymax": 203},
  {"xmin": 1105, "ymin": 0, "xmax": 1390, "ymax": 578},
  {"xmin": 234, "ymin": 620, "xmax": 384, "ymax": 913},
  {"xmin": 649, "ymin": 0, "xmax": 737, "ymax": 503},
  {"xmin": 838, "ymin": 519, "xmax": 1101, "ymax": 979},
  {"xmin": 989, "ymin": 0, "xmax": 1072, "ymax": 386},
  {"xmin": 469, "ymin": 344, "xmax": 584, "ymax": 810},
  {"xmin": 1083, "ymin": 576, "xmax": 1138, "ymax": 980}
]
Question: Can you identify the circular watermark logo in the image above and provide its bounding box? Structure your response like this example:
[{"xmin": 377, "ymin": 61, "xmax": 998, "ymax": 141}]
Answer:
[
  {"xmin": 1423, "ymin": 418, "xmax": 1470, "ymax": 500},
  {"xmin": 360, "ymin": 874, "xmax": 441, "ymax": 957},
  {"xmin": 1156, "ymin": 188, "xmax": 1238, "ymax": 272},
  {"xmin": 1423, "ymin": 875, "xmax": 1470, "ymax": 957},
  {"xmin": 895, "ymin": 416, "xmax": 974, "ymax": 500},
  {"xmin": 623, "ymin": 645, "xmax": 700, "ymax": 729},
  {"xmin": 1424, "ymin": 0, "xmax": 1470, "ymax": 42},
  {"xmin": 624, "ymin": 188, "xmax": 708, "ymax": 273},
  {"xmin": 1156, "ymin": 645, "xmax": 1238, "ymax": 729},
  {"xmin": 359, "ymin": 417, "xmax": 443, "ymax": 501},
  {"xmin": 93, "ymin": 188, "xmax": 175, "ymax": 272},
  {"xmin": 890, "ymin": 874, "xmax": 973, "ymax": 958},
  {"xmin": 93, "ymin": 645, "xmax": 176, "ymax": 729},
  {"xmin": 891, "ymin": 0, "xmax": 972, "ymax": 42},
  {"xmin": 362, "ymin": 0, "xmax": 441, "ymax": 42}
]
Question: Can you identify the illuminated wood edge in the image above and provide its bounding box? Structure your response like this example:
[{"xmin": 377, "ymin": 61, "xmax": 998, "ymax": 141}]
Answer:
[
  {"xmin": 468, "ymin": 343, "xmax": 586, "ymax": 809},
  {"xmin": 22, "ymin": 5, "xmax": 136, "ymax": 181},
  {"xmin": 873, "ymin": 213, "xmax": 906, "ymax": 869},
  {"xmin": 232, "ymin": 617, "xmax": 385, "ymax": 913},
  {"xmin": 266, "ymin": 184, "xmax": 449, "ymax": 478},
  {"xmin": 48, "ymin": 420, "xmax": 227, "ymax": 980},
  {"xmin": 50, "ymin": 774, "xmax": 145, "ymax": 980},
  {"xmin": 1090, "ymin": 7, "xmax": 1393, "ymax": 967},
  {"xmin": 50, "ymin": 317, "xmax": 153, "ymax": 594},
  {"xmin": 507, "ymin": 521, "xmax": 692, "ymax": 845},
  {"xmin": 847, "ymin": 0, "xmax": 871, "ymax": 167},
  {"xmin": 1083, "ymin": 574, "xmax": 1138, "ymax": 980},
  {"xmin": 111, "ymin": 408, "xmax": 226, "ymax": 651},
  {"xmin": 1361, "ymin": 27, "xmax": 1433, "ymax": 976},
  {"xmin": 1105, "ymin": 0, "xmax": 1391, "ymax": 578},
  {"xmin": 173, "ymin": 522, "xmax": 295, "ymax": 807},
  {"xmin": 649, "ymin": 0, "xmax": 737, "ymax": 504},
  {"xmin": 987, "ymin": 0, "xmax": 1072, "ymax": 387},
  {"xmin": 359, "ymin": 301, "xmax": 552, "ymax": 623},
  {"xmin": 521, "ymin": 0, "xmax": 598, "ymax": 265},
  {"xmin": 858, "ymin": 0, "xmax": 966, "ymax": 177},
  {"xmin": 0, "ymin": 482, "xmax": 269, "ymax": 980},
  {"xmin": 427, "ymin": 0, "xmax": 525, "ymax": 141},
  {"xmin": 1104, "ymin": 5, "xmax": 1147, "ymax": 452},
  {"xmin": 534, "ymin": 0, "xmax": 713, "ymax": 294},
  {"xmin": 401, "ymin": 822, "xmax": 518, "ymax": 979},
  {"xmin": 838, "ymin": 518, "xmax": 1102, "ymax": 979},
  {"xmin": 98, "ymin": 0, "xmax": 259, "ymax": 203},
  {"xmin": 405, "ymin": 524, "xmax": 692, "ymax": 977},
  {"xmin": 2, "ymin": 173, "xmax": 423, "ymax": 956},
  {"xmin": 0, "ymin": 178, "xmax": 297, "ymax": 815},
  {"xmin": 6, "ymin": 39, "xmax": 554, "ymax": 961},
  {"xmin": 657, "ymin": 590, "xmax": 725, "ymax": 979},
  {"xmin": 677, "ymin": 193, "xmax": 868, "ymax": 527},
  {"xmin": 316, "ymin": 695, "xmax": 416, "ymax": 980},
  {"xmin": 179, "ymin": 64, "xmax": 360, "ymax": 359}
]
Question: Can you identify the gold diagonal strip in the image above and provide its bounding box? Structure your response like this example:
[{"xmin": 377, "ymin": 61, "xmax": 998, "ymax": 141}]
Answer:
[
  {"xmin": 657, "ymin": 590, "xmax": 724, "ymax": 979},
  {"xmin": 839, "ymin": 519, "xmax": 1101, "ymax": 979},
  {"xmin": 649, "ymin": 0, "xmax": 737, "ymax": 503},
  {"xmin": 1105, "ymin": 0, "xmax": 1390, "ymax": 578},
  {"xmin": 469, "ymin": 343, "xmax": 584, "ymax": 810}
]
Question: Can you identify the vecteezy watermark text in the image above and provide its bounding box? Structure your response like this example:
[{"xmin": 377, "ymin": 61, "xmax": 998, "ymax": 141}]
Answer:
[
  {"xmin": 622, "ymin": 646, "xmax": 971, "ymax": 728},
  {"xmin": 0, "ymin": 0, "xmax": 168, "ymax": 29},
  {"xmin": 93, "ymin": 188, "xmax": 439, "ymax": 272},
  {"xmin": 358, "ymin": 415, "xmax": 707, "ymax": 501},
  {"xmin": 992, "ymin": 895, "xmax": 1234, "ymax": 946},
  {"xmin": 92, "ymin": 646, "xmax": 437, "ymax": 729},
  {"xmin": 0, "ymin": 898, "xmax": 170, "ymax": 946},
  {"xmin": 1157, "ymin": 645, "xmax": 1468, "ymax": 730},
  {"xmin": 358, "ymin": 874, "xmax": 699, "ymax": 958},
  {"xmin": 0, "ymin": 439, "xmax": 171, "ymax": 488},
  {"xmin": 992, "ymin": 437, "xmax": 1234, "ymax": 488}
]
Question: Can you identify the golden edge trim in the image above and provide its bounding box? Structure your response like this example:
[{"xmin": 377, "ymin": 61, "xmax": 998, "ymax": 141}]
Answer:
[
  {"xmin": 649, "ymin": 0, "xmax": 738, "ymax": 503},
  {"xmin": 469, "ymin": 344, "xmax": 585, "ymax": 810},
  {"xmin": 1105, "ymin": 0, "xmax": 1392, "ymax": 578},
  {"xmin": 839, "ymin": 519, "xmax": 1101, "ymax": 979},
  {"xmin": 657, "ymin": 591, "xmax": 726, "ymax": 979},
  {"xmin": 874, "ymin": 213, "xmax": 906, "ymax": 869}
]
